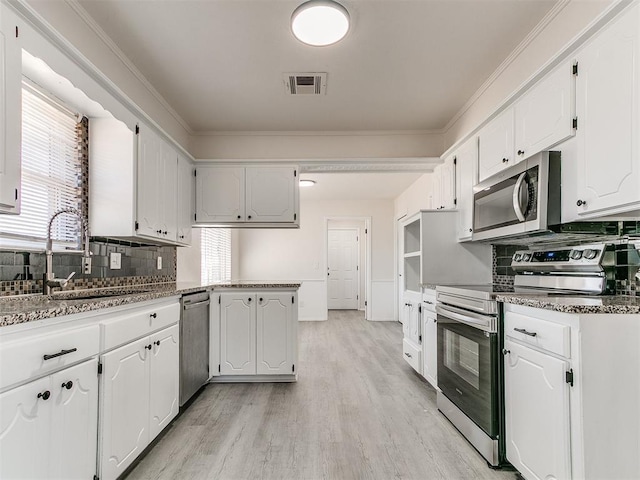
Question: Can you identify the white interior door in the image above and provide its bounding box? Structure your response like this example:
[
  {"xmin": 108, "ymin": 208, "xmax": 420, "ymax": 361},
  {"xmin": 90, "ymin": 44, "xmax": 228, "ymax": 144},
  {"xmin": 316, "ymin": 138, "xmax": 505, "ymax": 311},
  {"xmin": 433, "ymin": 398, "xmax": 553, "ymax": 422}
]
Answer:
[{"xmin": 328, "ymin": 229, "xmax": 359, "ymax": 310}]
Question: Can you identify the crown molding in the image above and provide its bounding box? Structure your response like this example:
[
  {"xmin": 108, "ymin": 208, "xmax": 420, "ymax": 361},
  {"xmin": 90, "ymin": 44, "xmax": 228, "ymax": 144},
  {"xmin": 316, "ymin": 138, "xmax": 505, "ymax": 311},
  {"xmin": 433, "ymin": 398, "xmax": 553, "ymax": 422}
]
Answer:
[
  {"xmin": 190, "ymin": 129, "xmax": 445, "ymax": 137},
  {"xmin": 442, "ymin": 0, "xmax": 571, "ymax": 134},
  {"xmin": 195, "ymin": 157, "xmax": 441, "ymax": 172},
  {"xmin": 64, "ymin": 0, "xmax": 194, "ymax": 135}
]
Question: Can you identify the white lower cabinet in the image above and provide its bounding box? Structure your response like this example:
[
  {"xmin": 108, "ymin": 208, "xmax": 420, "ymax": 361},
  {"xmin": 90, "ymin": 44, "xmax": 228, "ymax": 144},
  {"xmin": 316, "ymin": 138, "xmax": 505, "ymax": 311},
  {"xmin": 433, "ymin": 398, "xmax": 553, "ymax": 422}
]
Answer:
[
  {"xmin": 504, "ymin": 338, "xmax": 571, "ymax": 480},
  {"xmin": 218, "ymin": 290, "xmax": 298, "ymax": 379},
  {"xmin": 421, "ymin": 309, "xmax": 437, "ymax": 388},
  {"xmin": 401, "ymin": 292, "xmax": 422, "ymax": 375},
  {"xmin": 0, "ymin": 358, "xmax": 99, "ymax": 480},
  {"xmin": 99, "ymin": 324, "xmax": 179, "ymax": 480}
]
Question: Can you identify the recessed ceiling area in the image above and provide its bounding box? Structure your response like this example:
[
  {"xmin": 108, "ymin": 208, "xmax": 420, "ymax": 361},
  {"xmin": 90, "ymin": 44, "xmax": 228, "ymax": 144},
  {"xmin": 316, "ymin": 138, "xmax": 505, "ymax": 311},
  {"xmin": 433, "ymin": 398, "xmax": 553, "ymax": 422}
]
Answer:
[
  {"xmin": 76, "ymin": 0, "xmax": 558, "ymax": 132},
  {"xmin": 299, "ymin": 172, "xmax": 424, "ymax": 201}
]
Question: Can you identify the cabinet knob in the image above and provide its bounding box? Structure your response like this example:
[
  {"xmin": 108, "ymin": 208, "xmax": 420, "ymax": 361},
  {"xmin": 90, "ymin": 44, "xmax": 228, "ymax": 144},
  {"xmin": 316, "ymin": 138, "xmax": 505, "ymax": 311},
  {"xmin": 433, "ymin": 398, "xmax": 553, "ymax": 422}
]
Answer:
[
  {"xmin": 156, "ymin": 229, "xmax": 162, "ymax": 234},
  {"xmin": 61, "ymin": 381, "xmax": 73, "ymax": 390},
  {"xmin": 468, "ymin": 228, "xmax": 473, "ymax": 232},
  {"xmin": 179, "ymin": 235, "xmax": 184, "ymax": 239},
  {"xmin": 237, "ymin": 215, "xmax": 241, "ymax": 219},
  {"xmin": 163, "ymin": 231, "xmax": 168, "ymax": 235},
  {"xmin": 259, "ymin": 297, "xmax": 263, "ymax": 302},
  {"xmin": 37, "ymin": 390, "xmax": 51, "ymax": 401},
  {"xmin": 248, "ymin": 298, "xmax": 252, "ymax": 302},
  {"xmin": 150, "ymin": 313, "xmax": 157, "ymax": 318},
  {"xmin": 576, "ymin": 199, "xmax": 586, "ymax": 207},
  {"xmin": 404, "ymin": 352, "xmax": 412, "ymax": 358},
  {"xmin": 248, "ymin": 215, "xmax": 252, "ymax": 220},
  {"xmin": 502, "ymin": 158, "xmax": 509, "ymax": 163},
  {"xmin": 154, "ymin": 340, "xmax": 160, "ymax": 346},
  {"xmin": 145, "ymin": 344, "xmax": 152, "ymax": 350},
  {"xmin": 502, "ymin": 349, "xmax": 510, "ymax": 355},
  {"xmin": 433, "ymin": 319, "xmax": 437, "ymax": 323},
  {"xmin": 517, "ymin": 150, "xmax": 525, "ymax": 156}
]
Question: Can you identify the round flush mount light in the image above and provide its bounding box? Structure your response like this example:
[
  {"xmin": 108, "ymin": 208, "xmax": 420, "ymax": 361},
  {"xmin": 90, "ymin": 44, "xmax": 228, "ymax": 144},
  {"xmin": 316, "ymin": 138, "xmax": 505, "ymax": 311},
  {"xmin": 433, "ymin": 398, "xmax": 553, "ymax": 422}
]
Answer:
[
  {"xmin": 291, "ymin": 0, "xmax": 350, "ymax": 47},
  {"xmin": 299, "ymin": 179, "xmax": 317, "ymax": 187}
]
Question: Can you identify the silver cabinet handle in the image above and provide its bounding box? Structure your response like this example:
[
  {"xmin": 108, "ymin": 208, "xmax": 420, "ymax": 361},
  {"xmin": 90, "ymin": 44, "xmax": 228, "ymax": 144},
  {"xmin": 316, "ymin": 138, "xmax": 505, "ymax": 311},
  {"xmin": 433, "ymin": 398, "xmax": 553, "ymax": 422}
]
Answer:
[{"xmin": 514, "ymin": 327, "xmax": 537, "ymax": 337}]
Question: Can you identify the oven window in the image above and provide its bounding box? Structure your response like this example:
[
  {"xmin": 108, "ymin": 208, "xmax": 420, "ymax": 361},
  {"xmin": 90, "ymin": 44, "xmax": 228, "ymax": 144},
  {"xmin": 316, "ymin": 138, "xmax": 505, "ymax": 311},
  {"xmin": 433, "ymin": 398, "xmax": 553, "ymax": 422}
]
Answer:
[{"xmin": 444, "ymin": 329, "xmax": 480, "ymax": 389}]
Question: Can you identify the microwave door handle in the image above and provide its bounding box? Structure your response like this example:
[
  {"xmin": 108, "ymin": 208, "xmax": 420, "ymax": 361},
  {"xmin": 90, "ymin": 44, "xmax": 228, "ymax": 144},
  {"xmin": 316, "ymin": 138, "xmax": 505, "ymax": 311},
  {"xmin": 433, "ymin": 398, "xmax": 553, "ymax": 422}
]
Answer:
[{"xmin": 512, "ymin": 172, "xmax": 528, "ymax": 222}]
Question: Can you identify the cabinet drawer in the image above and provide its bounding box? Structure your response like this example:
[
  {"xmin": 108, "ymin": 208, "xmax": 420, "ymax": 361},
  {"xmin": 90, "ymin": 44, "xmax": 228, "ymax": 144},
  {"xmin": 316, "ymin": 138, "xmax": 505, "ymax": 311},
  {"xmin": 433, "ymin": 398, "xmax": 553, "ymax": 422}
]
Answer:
[
  {"xmin": 505, "ymin": 312, "xmax": 570, "ymax": 358},
  {"xmin": 101, "ymin": 301, "xmax": 179, "ymax": 351},
  {"xmin": 422, "ymin": 289, "xmax": 437, "ymax": 313},
  {"xmin": 0, "ymin": 324, "xmax": 99, "ymax": 391},
  {"xmin": 402, "ymin": 338, "xmax": 422, "ymax": 374}
]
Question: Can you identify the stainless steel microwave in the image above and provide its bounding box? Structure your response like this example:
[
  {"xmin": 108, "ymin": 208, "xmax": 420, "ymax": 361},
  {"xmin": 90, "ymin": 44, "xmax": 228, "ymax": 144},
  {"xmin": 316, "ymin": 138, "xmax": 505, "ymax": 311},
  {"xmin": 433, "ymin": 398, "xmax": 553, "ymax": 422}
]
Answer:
[{"xmin": 472, "ymin": 152, "xmax": 561, "ymax": 241}]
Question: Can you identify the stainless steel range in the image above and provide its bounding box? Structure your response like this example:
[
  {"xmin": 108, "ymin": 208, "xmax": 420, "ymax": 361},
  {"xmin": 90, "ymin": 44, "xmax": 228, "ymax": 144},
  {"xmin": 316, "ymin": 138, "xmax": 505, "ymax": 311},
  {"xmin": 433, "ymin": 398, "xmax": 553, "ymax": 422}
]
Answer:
[{"xmin": 435, "ymin": 242, "xmax": 620, "ymax": 468}]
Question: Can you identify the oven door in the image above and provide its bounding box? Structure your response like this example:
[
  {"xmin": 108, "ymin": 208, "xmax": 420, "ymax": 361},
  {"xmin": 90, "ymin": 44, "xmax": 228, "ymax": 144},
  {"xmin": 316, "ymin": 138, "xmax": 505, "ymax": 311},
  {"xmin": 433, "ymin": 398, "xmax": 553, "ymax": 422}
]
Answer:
[{"xmin": 437, "ymin": 305, "xmax": 498, "ymax": 437}]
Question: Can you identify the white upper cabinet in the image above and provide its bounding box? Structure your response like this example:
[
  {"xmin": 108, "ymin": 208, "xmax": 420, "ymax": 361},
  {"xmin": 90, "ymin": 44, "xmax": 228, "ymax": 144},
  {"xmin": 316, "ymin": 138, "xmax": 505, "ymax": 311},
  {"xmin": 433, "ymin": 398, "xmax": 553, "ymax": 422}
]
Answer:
[
  {"xmin": 176, "ymin": 153, "xmax": 193, "ymax": 245},
  {"xmin": 514, "ymin": 61, "xmax": 575, "ymax": 162},
  {"xmin": 478, "ymin": 106, "xmax": 515, "ymax": 181},
  {"xmin": 246, "ymin": 167, "xmax": 297, "ymax": 222},
  {"xmin": 574, "ymin": 3, "xmax": 640, "ymax": 218},
  {"xmin": 454, "ymin": 137, "xmax": 478, "ymax": 241},
  {"xmin": 195, "ymin": 165, "xmax": 299, "ymax": 227},
  {"xmin": 0, "ymin": 4, "xmax": 22, "ymax": 214},
  {"xmin": 431, "ymin": 155, "xmax": 456, "ymax": 210},
  {"xmin": 89, "ymin": 118, "xmax": 190, "ymax": 246},
  {"xmin": 195, "ymin": 166, "xmax": 245, "ymax": 223}
]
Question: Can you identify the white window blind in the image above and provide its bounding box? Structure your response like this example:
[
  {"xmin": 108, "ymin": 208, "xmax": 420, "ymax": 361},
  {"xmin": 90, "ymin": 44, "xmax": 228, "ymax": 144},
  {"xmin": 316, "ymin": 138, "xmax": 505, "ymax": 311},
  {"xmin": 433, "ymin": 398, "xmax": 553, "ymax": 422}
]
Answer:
[
  {"xmin": 0, "ymin": 82, "xmax": 82, "ymax": 251},
  {"xmin": 201, "ymin": 228, "xmax": 231, "ymax": 284}
]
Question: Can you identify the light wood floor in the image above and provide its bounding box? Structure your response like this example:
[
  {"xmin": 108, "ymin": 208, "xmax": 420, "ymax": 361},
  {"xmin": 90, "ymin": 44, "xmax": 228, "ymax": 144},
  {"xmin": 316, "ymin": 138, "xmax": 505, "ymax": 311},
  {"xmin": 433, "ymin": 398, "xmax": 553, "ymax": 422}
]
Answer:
[{"xmin": 126, "ymin": 310, "xmax": 516, "ymax": 480}]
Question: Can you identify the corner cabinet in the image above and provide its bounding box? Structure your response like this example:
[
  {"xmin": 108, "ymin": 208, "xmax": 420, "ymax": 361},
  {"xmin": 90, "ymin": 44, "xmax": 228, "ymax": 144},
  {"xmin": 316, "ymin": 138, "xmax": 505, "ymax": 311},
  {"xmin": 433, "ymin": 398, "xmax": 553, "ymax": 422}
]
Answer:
[
  {"xmin": 431, "ymin": 156, "xmax": 456, "ymax": 211},
  {"xmin": 0, "ymin": 3, "xmax": 22, "ymax": 214},
  {"xmin": 215, "ymin": 289, "xmax": 298, "ymax": 381},
  {"xmin": 89, "ymin": 118, "xmax": 194, "ymax": 246},
  {"xmin": 573, "ymin": 3, "xmax": 640, "ymax": 218},
  {"xmin": 194, "ymin": 165, "xmax": 300, "ymax": 227}
]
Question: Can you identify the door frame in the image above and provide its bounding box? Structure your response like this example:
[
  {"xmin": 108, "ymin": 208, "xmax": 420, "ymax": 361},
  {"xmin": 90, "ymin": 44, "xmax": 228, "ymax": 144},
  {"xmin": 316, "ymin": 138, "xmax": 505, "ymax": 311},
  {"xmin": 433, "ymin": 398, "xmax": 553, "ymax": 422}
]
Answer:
[
  {"xmin": 327, "ymin": 227, "xmax": 360, "ymax": 311},
  {"xmin": 395, "ymin": 213, "xmax": 407, "ymax": 323},
  {"xmin": 324, "ymin": 216, "xmax": 371, "ymax": 320}
]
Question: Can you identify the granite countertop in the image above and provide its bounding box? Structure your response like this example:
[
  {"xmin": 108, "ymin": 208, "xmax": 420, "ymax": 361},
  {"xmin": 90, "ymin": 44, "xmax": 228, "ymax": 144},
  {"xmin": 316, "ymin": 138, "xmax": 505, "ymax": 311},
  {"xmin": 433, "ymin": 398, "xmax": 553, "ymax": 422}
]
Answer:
[
  {"xmin": 496, "ymin": 294, "xmax": 640, "ymax": 315},
  {"xmin": 0, "ymin": 281, "xmax": 302, "ymax": 328}
]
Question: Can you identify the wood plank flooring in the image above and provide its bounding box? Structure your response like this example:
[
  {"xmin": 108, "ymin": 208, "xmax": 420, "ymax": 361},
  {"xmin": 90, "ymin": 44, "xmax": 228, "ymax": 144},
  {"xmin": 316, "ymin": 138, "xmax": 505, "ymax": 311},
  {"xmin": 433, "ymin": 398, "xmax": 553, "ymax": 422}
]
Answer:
[{"xmin": 126, "ymin": 310, "xmax": 516, "ymax": 480}]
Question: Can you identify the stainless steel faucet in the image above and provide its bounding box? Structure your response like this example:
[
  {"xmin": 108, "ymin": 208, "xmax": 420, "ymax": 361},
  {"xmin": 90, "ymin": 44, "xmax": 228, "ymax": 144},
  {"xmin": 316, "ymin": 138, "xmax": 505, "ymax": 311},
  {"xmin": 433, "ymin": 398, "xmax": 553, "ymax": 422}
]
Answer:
[{"xmin": 43, "ymin": 208, "xmax": 92, "ymax": 295}]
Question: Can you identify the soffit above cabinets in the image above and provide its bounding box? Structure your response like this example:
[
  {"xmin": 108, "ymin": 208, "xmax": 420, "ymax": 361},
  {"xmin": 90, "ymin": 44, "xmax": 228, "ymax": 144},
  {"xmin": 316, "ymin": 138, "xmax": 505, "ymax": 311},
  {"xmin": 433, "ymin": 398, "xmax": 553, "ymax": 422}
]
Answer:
[{"xmin": 75, "ymin": 0, "xmax": 559, "ymax": 132}]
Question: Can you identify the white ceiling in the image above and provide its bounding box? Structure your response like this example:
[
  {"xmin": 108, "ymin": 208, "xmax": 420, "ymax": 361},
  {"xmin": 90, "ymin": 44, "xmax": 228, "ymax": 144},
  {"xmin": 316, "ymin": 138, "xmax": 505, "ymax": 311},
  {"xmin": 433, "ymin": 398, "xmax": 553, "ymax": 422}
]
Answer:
[
  {"xmin": 76, "ymin": 0, "xmax": 558, "ymax": 133},
  {"xmin": 299, "ymin": 172, "xmax": 423, "ymax": 200}
]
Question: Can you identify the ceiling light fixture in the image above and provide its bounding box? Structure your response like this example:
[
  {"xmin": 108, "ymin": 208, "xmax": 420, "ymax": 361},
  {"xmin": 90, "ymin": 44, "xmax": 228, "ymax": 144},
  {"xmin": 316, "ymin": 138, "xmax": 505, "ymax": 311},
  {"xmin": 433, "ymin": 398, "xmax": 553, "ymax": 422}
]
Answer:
[
  {"xmin": 291, "ymin": 0, "xmax": 350, "ymax": 47},
  {"xmin": 299, "ymin": 179, "xmax": 317, "ymax": 187}
]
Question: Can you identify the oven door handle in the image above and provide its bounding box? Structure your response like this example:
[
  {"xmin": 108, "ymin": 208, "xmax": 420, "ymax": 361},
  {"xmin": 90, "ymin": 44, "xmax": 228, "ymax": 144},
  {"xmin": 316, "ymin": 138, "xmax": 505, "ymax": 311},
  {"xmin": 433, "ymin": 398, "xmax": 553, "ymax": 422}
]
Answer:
[
  {"xmin": 436, "ymin": 304, "xmax": 495, "ymax": 332},
  {"xmin": 512, "ymin": 172, "xmax": 530, "ymax": 222}
]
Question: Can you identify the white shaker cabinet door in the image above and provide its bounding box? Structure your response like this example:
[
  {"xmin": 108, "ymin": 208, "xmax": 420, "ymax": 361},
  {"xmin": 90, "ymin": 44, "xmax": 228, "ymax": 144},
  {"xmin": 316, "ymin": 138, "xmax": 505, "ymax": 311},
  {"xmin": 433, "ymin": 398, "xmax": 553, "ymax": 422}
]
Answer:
[
  {"xmin": 149, "ymin": 324, "xmax": 179, "ymax": 439},
  {"xmin": 575, "ymin": 3, "xmax": 640, "ymax": 217},
  {"xmin": 158, "ymin": 142, "xmax": 178, "ymax": 242},
  {"xmin": 0, "ymin": 5, "xmax": 22, "ymax": 214},
  {"xmin": 256, "ymin": 293, "xmax": 294, "ymax": 375},
  {"xmin": 514, "ymin": 61, "xmax": 575, "ymax": 161},
  {"xmin": 99, "ymin": 336, "xmax": 151, "ymax": 480},
  {"xmin": 504, "ymin": 339, "xmax": 571, "ymax": 480},
  {"xmin": 455, "ymin": 137, "xmax": 478, "ymax": 241},
  {"xmin": 478, "ymin": 107, "xmax": 515, "ymax": 182},
  {"xmin": 51, "ymin": 359, "xmax": 99, "ymax": 480},
  {"xmin": 176, "ymin": 154, "xmax": 193, "ymax": 245},
  {"xmin": 245, "ymin": 166, "xmax": 297, "ymax": 222},
  {"xmin": 136, "ymin": 126, "xmax": 163, "ymax": 239},
  {"xmin": 195, "ymin": 166, "xmax": 245, "ymax": 223},
  {"xmin": 422, "ymin": 311, "xmax": 437, "ymax": 388},
  {"xmin": 0, "ymin": 376, "xmax": 51, "ymax": 480},
  {"xmin": 220, "ymin": 293, "xmax": 256, "ymax": 375}
]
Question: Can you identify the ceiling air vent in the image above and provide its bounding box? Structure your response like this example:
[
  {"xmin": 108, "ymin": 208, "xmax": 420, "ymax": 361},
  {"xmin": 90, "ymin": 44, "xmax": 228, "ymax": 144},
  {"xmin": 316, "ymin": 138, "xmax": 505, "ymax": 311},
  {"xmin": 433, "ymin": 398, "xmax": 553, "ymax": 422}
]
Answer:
[{"xmin": 284, "ymin": 73, "xmax": 327, "ymax": 95}]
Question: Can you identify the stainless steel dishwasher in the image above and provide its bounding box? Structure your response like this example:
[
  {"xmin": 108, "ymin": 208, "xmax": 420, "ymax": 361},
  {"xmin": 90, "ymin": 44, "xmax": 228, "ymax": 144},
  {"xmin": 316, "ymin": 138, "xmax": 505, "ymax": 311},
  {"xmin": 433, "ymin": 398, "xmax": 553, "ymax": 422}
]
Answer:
[{"xmin": 180, "ymin": 291, "xmax": 210, "ymax": 406}]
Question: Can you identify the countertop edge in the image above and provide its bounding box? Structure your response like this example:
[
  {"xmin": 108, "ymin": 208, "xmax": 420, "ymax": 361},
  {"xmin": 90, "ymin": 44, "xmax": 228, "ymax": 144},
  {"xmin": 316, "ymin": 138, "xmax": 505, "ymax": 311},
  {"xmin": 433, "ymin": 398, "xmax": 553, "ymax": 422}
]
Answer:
[{"xmin": 496, "ymin": 294, "xmax": 640, "ymax": 315}]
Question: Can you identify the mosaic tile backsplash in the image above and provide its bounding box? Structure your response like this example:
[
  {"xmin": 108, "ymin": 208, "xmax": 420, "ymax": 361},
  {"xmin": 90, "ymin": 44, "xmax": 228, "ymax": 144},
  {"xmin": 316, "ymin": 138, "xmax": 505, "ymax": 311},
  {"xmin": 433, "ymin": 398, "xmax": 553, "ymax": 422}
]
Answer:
[
  {"xmin": 492, "ymin": 240, "xmax": 640, "ymax": 297},
  {"xmin": 0, "ymin": 238, "xmax": 176, "ymax": 295}
]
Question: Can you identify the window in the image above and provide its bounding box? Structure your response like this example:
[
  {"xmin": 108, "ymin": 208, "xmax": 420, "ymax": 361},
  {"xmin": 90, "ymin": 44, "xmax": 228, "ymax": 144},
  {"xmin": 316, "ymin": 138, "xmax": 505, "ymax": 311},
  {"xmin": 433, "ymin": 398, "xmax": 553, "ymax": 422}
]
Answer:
[
  {"xmin": 201, "ymin": 228, "xmax": 231, "ymax": 283},
  {"xmin": 0, "ymin": 81, "xmax": 83, "ymax": 250}
]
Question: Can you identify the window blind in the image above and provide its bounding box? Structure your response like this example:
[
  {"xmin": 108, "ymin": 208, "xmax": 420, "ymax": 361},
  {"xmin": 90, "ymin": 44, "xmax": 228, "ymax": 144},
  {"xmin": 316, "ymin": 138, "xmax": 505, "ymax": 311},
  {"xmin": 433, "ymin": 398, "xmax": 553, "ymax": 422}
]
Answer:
[
  {"xmin": 201, "ymin": 228, "xmax": 231, "ymax": 284},
  {"xmin": 0, "ymin": 82, "xmax": 82, "ymax": 251}
]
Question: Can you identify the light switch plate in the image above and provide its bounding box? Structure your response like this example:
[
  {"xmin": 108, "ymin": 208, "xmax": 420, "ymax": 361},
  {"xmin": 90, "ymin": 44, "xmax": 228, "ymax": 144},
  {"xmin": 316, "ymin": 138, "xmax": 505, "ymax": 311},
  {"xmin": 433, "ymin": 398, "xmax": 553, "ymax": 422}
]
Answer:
[
  {"xmin": 109, "ymin": 252, "xmax": 122, "ymax": 270},
  {"xmin": 157, "ymin": 256, "xmax": 162, "ymax": 269}
]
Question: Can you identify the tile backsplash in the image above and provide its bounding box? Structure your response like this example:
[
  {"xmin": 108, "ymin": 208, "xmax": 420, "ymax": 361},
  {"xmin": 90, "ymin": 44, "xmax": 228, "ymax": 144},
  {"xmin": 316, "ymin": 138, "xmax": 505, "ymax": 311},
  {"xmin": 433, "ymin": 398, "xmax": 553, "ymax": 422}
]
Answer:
[
  {"xmin": 492, "ymin": 240, "xmax": 640, "ymax": 296},
  {"xmin": 0, "ymin": 238, "xmax": 176, "ymax": 296}
]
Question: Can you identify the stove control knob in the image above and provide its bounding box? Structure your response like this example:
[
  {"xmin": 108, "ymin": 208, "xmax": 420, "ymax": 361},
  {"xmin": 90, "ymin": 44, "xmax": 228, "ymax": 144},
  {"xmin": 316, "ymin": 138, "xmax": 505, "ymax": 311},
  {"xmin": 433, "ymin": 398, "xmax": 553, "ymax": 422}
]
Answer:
[
  {"xmin": 570, "ymin": 250, "xmax": 583, "ymax": 260},
  {"xmin": 513, "ymin": 253, "xmax": 522, "ymax": 262},
  {"xmin": 584, "ymin": 249, "xmax": 600, "ymax": 260},
  {"xmin": 522, "ymin": 253, "xmax": 532, "ymax": 262}
]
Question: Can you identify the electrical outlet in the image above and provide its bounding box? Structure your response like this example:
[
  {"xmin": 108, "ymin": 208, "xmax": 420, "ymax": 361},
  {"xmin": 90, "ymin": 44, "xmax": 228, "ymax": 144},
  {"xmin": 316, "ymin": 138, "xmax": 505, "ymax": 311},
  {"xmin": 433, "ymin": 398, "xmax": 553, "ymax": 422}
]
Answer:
[
  {"xmin": 109, "ymin": 252, "xmax": 122, "ymax": 270},
  {"xmin": 157, "ymin": 256, "xmax": 162, "ymax": 269}
]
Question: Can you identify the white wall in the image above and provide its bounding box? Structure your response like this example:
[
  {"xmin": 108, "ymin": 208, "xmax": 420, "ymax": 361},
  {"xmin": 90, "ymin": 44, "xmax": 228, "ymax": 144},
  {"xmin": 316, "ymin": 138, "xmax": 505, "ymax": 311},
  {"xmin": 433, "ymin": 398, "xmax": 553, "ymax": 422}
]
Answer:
[
  {"xmin": 176, "ymin": 229, "xmax": 201, "ymax": 283},
  {"xmin": 236, "ymin": 199, "xmax": 396, "ymax": 321},
  {"xmin": 442, "ymin": 0, "xmax": 612, "ymax": 150}
]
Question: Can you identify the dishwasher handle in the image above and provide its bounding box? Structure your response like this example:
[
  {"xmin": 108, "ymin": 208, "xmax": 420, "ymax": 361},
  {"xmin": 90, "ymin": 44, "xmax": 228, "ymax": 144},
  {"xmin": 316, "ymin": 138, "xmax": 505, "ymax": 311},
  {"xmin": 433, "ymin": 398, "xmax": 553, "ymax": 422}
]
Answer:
[{"xmin": 183, "ymin": 299, "xmax": 210, "ymax": 311}]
